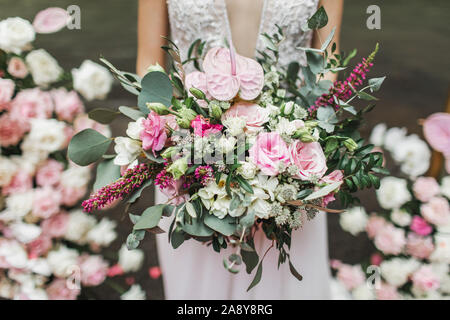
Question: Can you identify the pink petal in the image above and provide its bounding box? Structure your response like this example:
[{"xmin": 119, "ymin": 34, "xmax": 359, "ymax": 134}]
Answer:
[
  {"xmin": 206, "ymin": 73, "xmax": 240, "ymax": 101},
  {"xmin": 237, "ymin": 58, "xmax": 264, "ymax": 100},
  {"xmin": 33, "ymin": 8, "xmax": 70, "ymax": 34}
]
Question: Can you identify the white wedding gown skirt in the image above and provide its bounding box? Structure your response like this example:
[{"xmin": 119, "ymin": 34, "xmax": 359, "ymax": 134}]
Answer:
[{"xmin": 155, "ymin": 190, "xmax": 331, "ymax": 299}]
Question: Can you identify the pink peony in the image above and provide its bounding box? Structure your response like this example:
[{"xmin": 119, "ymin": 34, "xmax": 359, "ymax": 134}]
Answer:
[
  {"xmin": 412, "ymin": 177, "xmax": 440, "ymax": 202},
  {"xmin": 32, "ymin": 187, "xmax": 62, "ymax": 219},
  {"xmin": 7, "ymin": 57, "xmax": 28, "ymax": 79},
  {"xmin": 190, "ymin": 115, "xmax": 223, "ymax": 137},
  {"xmin": 27, "ymin": 235, "xmax": 52, "ymax": 259},
  {"xmin": 2, "ymin": 170, "xmax": 32, "ymax": 195},
  {"xmin": 406, "ymin": 233, "xmax": 435, "ymax": 259},
  {"xmin": 374, "ymin": 224, "xmax": 406, "ymax": 255},
  {"xmin": 33, "ymin": 7, "xmax": 70, "ymax": 34},
  {"xmin": 78, "ymin": 255, "xmax": 109, "ymax": 286},
  {"xmin": 36, "ymin": 159, "xmax": 64, "ymax": 187},
  {"xmin": 149, "ymin": 266, "xmax": 162, "ymax": 279},
  {"xmin": 51, "ymin": 88, "xmax": 84, "ymax": 122},
  {"xmin": 289, "ymin": 141, "xmax": 327, "ymax": 181},
  {"xmin": 140, "ymin": 111, "xmax": 168, "ymax": 155},
  {"xmin": 46, "ymin": 279, "xmax": 80, "ymax": 300},
  {"xmin": 184, "ymin": 71, "xmax": 210, "ymax": 107},
  {"xmin": 420, "ymin": 197, "xmax": 450, "ymax": 226},
  {"xmin": 0, "ymin": 78, "xmax": 15, "ymax": 106},
  {"xmin": 0, "ymin": 114, "xmax": 28, "ymax": 147},
  {"xmin": 411, "ymin": 265, "xmax": 440, "ymax": 292},
  {"xmin": 376, "ymin": 283, "xmax": 400, "ymax": 300},
  {"xmin": 41, "ymin": 212, "xmax": 69, "ymax": 238},
  {"xmin": 10, "ymin": 88, "xmax": 53, "ymax": 121},
  {"xmin": 222, "ymin": 102, "xmax": 270, "ymax": 133},
  {"xmin": 336, "ymin": 264, "xmax": 366, "ymax": 290},
  {"xmin": 410, "ymin": 216, "xmax": 433, "ymax": 236},
  {"xmin": 249, "ymin": 132, "xmax": 290, "ymax": 176},
  {"xmin": 423, "ymin": 113, "xmax": 450, "ymax": 157},
  {"xmin": 366, "ymin": 215, "xmax": 388, "ymax": 239}
]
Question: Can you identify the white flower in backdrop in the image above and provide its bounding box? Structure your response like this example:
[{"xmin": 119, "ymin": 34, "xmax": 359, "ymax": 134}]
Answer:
[
  {"xmin": 72, "ymin": 60, "xmax": 113, "ymax": 101},
  {"xmin": 380, "ymin": 258, "xmax": 420, "ymax": 287},
  {"xmin": 46, "ymin": 246, "xmax": 79, "ymax": 278},
  {"xmin": 0, "ymin": 239, "xmax": 28, "ymax": 269},
  {"xmin": 86, "ymin": 218, "xmax": 117, "ymax": 247},
  {"xmin": 339, "ymin": 207, "xmax": 368, "ymax": 236},
  {"xmin": 391, "ymin": 134, "xmax": 431, "ymax": 177},
  {"xmin": 25, "ymin": 49, "xmax": 63, "ymax": 86},
  {"xmin": 22, "ymin": 119, "xmax": 66, "ymax": 153},
  {"xmin": 118, "ymin": 244, "xmax": 144, "ymax": 273},
  {"xmin": 352, "ymin": 285, "xmax": 375, "ymax": 300},
  {"xmin": 430, "ymin": 235, "xmax": 450, "ymax": 264},
  {"xmin": 441, "ymin": 176, "xmax": 450, "ymax": 199},
  {"xmin": 64, "ymin": 210, "xmax": 97, "ymax": 245},
  {"xmin": 383, "ymin": 127, "xmax": 407, "ymax": 153},
  {"xmin": 9, "ymin": 222, "xmax": 42, "ymax": 244},
  {"xmin": 120, "ymin": 284, "xmax": 146, "ymax": 300},
  {"xmin": 0, "ymin": 17, "xmax": 35, "ymax": 54},
  {"xmin": 369, "ymin": 123, "xmax": 387, "ymax": 146},
  {"xmin": 0, "ymin": 156, "xmax": 17, "ymax": 186},
  {"xmin": 390, "ymin": 209, "xmax": 412, "ymax": 227},
  {"xmin": 376, "ymin": 177, "xmax": 412, "ymax": 210},
  {"xmin": 0, "ymin": 192, "xmax": 34, "ymax": 221}
]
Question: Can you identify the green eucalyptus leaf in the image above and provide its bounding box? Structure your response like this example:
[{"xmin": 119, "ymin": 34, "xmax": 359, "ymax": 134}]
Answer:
[
  {"xmin": 138, "ymin": 71, "xmax": 173, "ymax": 114},
  {"xmin": 118, "ymin": 106, "xmax": 145, "ymax": 121},
  {"xmin": 133, "ymin": 204, "xmax": 167, "ymax": 230},
  {"xmin": 307, "ymin": 6, "xmax": 328, "ymax": 29},
  {"xmin": 306, "ymin": 51, "xmax": 324, "ymax": 74},
  {"xmin": 317, "ymin": 106, "xmax": 338, "ymax": 133},
  {"xmin": 68, "ymin": 129, "xmax": 112, "ymax": 166},
  {"xmin": 320, "ymin": 27, "xmax": 336, "ymax": 51},
  {"xmin": 304, "ymin": 181, "xmax": 343, "ymax": 201},
  {"xmin": 171, "ymin": 229, "xmax": 185, "ymax": 249},
  {"xmin": 88, "ymin": 108, "xmax": 120, "ymax": 124},
  {"xmin": 204, "ymin": 214, "xmax": 237, "ymax": 236},
  {"xmin": 93, "ymin": 159, "xmax": 121, "ymax": 191},
  {"xmin": 182, "ymin": 216, "xmax": 214, "ymax": 237},
  {"xmin": 368, "ymin": 76, "xmax": 386, "ymax": 92}
]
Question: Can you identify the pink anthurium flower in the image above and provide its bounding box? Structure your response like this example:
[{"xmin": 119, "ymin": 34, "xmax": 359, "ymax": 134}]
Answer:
[{"xmin": 33, "ymin": 7, "xmax": 70, "ymax": 34}]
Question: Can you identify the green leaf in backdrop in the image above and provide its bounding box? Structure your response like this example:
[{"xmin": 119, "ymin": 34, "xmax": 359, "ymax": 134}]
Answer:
[{"xmin": 68, "ymin": 129, "xmax": 112, "ymax": 166}]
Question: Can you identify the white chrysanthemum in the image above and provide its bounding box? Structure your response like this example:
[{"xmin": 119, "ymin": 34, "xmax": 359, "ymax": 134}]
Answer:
[
  {"xmin": 72, "ymin": 60, "xmax": 113, "ymax": 101},
  {"xmin": 441, "ymin": 176, "xmax": 450, "ymax": 199},
  {"xmin": 47, "ymin": 246, "xmax": 79, "ymax": 278},
  {"xmin": 369, "ymin": 123, "xmax": 387, "ymax": 146},
  {"xmin": 380, "ymin": 258, "xmax": 420, "ymax": 287},
  {"xmin": 113, "ymin": 137, "xmax": 141, "ymax": 166},
  {"xmin": 339, "ymin": 207, "xmax": 368, "ymax": 236},
  {"xmin": 0, "ymin": 156, "xmax": 17, "ymax": 186},
  {"xmin": 0, "ymin": 17, "xmax": 35, "ymax": 54},
  {"xmin": 64, "ymin": 210, "xmax": 97, "ymax": 245},
  {"xmin": 118, "ymin": 244, "xmax": 144, "ymax": 273},
  {"xmin": 390, "ymin": 209, "xmax": 412, "ymax": 227},
  {"xmin": 376, "ymin": 177, "xmax": 412, "ymax": 210},
  {"xmin": 23, "ymin": 119, "xmax": 66, "ymax": 153},
  {"xmin": 384, "ymin": 127, "xmax": 407, "ymax": 153},
  {"xmin": 126, "ymin": 117, "xmax": 145, "ymax": 140},
  {"xmin": 86, "ymin": 218, "xmax": 117, "ymax": 247},
  {"xmin": 25, "ymin": 49, "xmax": 63, "ymax": 86},
  {"xmin": 120, "ymin": 284, "xmax": 146, "ymax": 300}
]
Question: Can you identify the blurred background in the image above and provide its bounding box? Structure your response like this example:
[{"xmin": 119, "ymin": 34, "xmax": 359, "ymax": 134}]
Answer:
[{"xmin": 2, "ymin": 0, "xmax": 448, "ymax": 299}]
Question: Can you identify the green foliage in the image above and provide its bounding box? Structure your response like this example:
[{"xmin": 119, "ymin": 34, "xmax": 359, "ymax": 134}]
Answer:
[
  {"xmin": 133, "ymin": 204, "xmax": 167, "ymax": 231},
  {"xmin": 137, "ymin": 71, "xmax": 173, "ymax": 114},
  {"xmin": 93, "ymin": 159, "xmax": 120, "ymax": 191},
  {"xmin": 118, "ymin": 106, "xmax": 145, "ymax": 120},
  {"xmin": 307, "ymin": 6, "xmax": 328, "ymax": 29},
  {"xmin": 88, "ymin": 108, "xmax": 120, "ymax": 124},
  {"xmin": 68, "ymin": 129, "xmax": 112, "ymax": 166}
]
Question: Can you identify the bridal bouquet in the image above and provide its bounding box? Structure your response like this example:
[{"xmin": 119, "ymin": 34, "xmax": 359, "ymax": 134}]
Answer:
[
  {"xmin": 332, "ymin": 113, "xmax": 450, "ymax": 300},
  {"xmin": 0, "ymin": 8, "xmax": 145, "ymax": 300},
  {"xmin": 70, "ymin": 8, "xmax": 386, "ymax": 289}
]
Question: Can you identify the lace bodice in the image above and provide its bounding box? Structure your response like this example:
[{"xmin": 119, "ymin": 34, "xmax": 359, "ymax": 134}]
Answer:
[{"xmin": 167, "ymin": 0, "xmax": 319, "ymax": 72}]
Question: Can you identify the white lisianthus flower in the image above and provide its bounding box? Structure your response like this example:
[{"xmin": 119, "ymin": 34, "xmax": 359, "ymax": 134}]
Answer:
[
  {"xmin": 275, "ymin": 117, "xmax": 300, "ymax": 137},
  {"xmin": 126, "ymin": 117, "xmax": 145, "ymax": 140},
  {"xmin": 0, "ymin": 156, "xmax": 17, "ymax": 186},
  {"xmin": 60, "ymin": 166, "xmax": 91, "ymax": 189},
  {"xmin": 222, "ymin": 117, "xmax": 246, "ymax": 136},
  {"xmin": 0, "ymin": 17, "xmax": 35, "ymax": 54},
  {"xmin": 216, "ymin": 135, "xmax": 236, "ymax": 154},
  {"xmin": 120, "ymin": 284, "xmax": 146, "ymax": 300},
  {"xmin": 390, "ymin": 209, "xmax": 412, "ymax": 227},
  {"xmin": 72, "ymin": 60, "xmax": 113, "ymax": 101},
  {"xmin": 86, "ymin": 218, "xmax": 118, "ymax": 247},
  {"xmin": 392, "ymin": 134, "xmax": 431, "ymax": 177},
  {"xmin": 0, "ymin": 240, "xmax": 28, "ymax": 269},
  {"xmin": 113, "ymin": 137, "xmax": 142, "ymax": 166},
  {"xmin": 23, "ymin": 119, "xmax": 66, "ymax": 153},
  {"xmin": 376, "ymin": 177, "xmax": 412, "ymax": 210},
  {"xmin": 237, "ymin": 161, "xmax": 257, "ymax": 180},
  {"xmin": 430, "ymin": 235, "xmax": 450, "ymax": 264},
  {"xmin": 352, "ymin": 285, "xmax": 375, "ymax": 300},
  {"xmin": 369, "ymin": 123, "xmax": 387, "ymax": 146},
  {"xmin": 440, "ymin": 176, "xmax": 450, "ymax": 199},
  {"xmin": 25, "ymin": 49, "xmax": 63, "ymax": 86},
  {"xmin": 47, "ymin": 246, "xmax": 79, "ymax": 278},
  {"xmin": 9, "ymin": 222, "xmax": 41, "ymax": 244},
  {"xmin": 384, "ymin": 127, "xmax": 407, "ymax": 152},
  {"xmin": 118, "ymin": 244, "xmax": 144, "ymax": 273},
  {"xmin": 64, "ymin": 209, "xmax": 97, "ymax": 245},
  {"xmin": 380, "ymin": 258, "xmax": 420, "ymax": 287},
  {"xmin": 339, "ymin": 207, "xmax": 368, "ymax": 236}
]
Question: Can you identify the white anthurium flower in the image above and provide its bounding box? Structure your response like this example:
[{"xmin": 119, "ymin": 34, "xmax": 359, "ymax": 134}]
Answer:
[
  {"xmin": 126, "ymin": 117, "xmax": 145, "ymax": 140},
  {"xmin": 113, "ymin": 137, "xmax": 141, "ymax": 166}
]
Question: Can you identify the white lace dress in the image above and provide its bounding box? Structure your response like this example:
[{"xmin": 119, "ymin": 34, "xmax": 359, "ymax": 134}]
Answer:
[{"xmin": 155, "ymin": 0, "xmax": 331, "ymax": 299}]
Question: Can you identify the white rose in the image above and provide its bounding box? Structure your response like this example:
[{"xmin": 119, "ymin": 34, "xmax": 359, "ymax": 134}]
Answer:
[
  {"xmin": 86, "ymin": 218, "xmax": 117, "ymax": 247},
  {"xmin": 0, "ymin": 17, "xmax": 35, "ymax": 54},
  {"xmin": 0, "ymin": 191, "xmax": 33, "ymax": 222},
  {"xmin": 118, "ymin": 244, "xmax": 144, "ymax": 272},
  {"xmin": 10, "ymin": 222, "xmax": 42, "ymax": 244},
  {"xmin": 60, "ymin": 166, "xmax": 91, "ymax": 189},
  {"xmin": 430, "ymin": 235, "xmax": 450, "ymax": 264},
  {"xmin": 113, "ymin": 137, "xmax": 141, "ymax": 166},
  {"xmin": 380, "ymin": 258, "xmax": 420, "ymax": 287},
  {"xmin": 384, "ymin": 127, "xmax": 407, "ymax": 152},
  {"xmin": 72, "ymin": 60, "xmax": 113, "ymax": 101},
  {"xmin": 237, "ymin": 161, "xmax": 257, "ymax": 180},
  {"xmin": 47, "ymin": 246, "xmax": 79, "ymax": 278},
  {"xmin": 369, "ymin": 123, "xmax": 387, "ymax": 146},
  {"xmin": 352, "ymin": 285, "xmax": 375, "ymax": 300},
  {"xmin": 64, "ymin": 210, "xmax": 97, "ymax": 244},
  {"xmin": 25, "ymin": 49, "xmax": 63, "ymax": 86},
  {"xmin": 126, "ymin": 117, "xmax": 145, "ymax": 140},
  {"xmin": 0, "ymin": 240, "xmax": 28, "ymax": 269},
  {"xmin": 120, "ymin": 284, "xmax": 146, "ymax": 300},
  {"xmin": 391, "ymin": 209, "xmax": 412, "ymax": 227},
  {"xmin": 440, "ymin": 176, "xmax": 450, "ymax": 199},
  {"xmin": 23, "ymin": 119, "xmax": 66, "ymax": 153},
  {"xmin": 339, "ymin": 207, "xmax": 368, "ymax": 236},
  {"xmin": 222, "ymin": 117, "xmax": 246, "ymax": 136},
  {"xmin": 376, "ymin": 177, "xmax": 412, "ymax": 210},
  {"xmin": 0, "ymin": 156, "xmax": 17, "ymax": 186}
]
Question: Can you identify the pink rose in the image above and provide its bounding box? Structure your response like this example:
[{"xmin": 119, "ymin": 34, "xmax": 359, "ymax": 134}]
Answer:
[
  {"xmin": 406, "ymin": 233, "xmax": 434, "ymax": 259},
  {"xmin": 27, "ymin": 235, "xmax": 52, "ymax": 259},
  {"xmin": 32, "ymin": 187, "xmax": 61, "ymax": 219},
  {"xmin": 46, "ymin": 279, "xmax": 80, "ymax": 300},
  {"xmin": 10, "ymin": 88, "xmax": 53, "ymax": 121},
  {"xmin": 374, "ymin": 224, "xmax": 406, "ymax": 255},
  {"xmin": 336, "ymin": 264, "xmax": 366, "ymax": 290},
  {"xmin": 78, "ymin": 255, "xmax": 109, "ymax": 286},
  {"xmin": 140, "ymin": 111, "xmax": 168, "ymax": 155},
  {"xmin": 249, "ymin": 132, "xmax": 290, "ymax": 176},
  {"xmin": 423, "ymin": 113, "xmax": 450, "ymax": 156},
  {"xmin": 420, "ymin": 197, "xmax": 450, "ymax": 226},
  {"xmin": 411, "ymin": 266, "xmax": 440, "ymax": 292},
  {"xmin": 412, "ymin": 177, "xmax": 440, "ymax": 202},
  {"xmin": 33, "ymin": 7, "xmax": 70, "ymax": 34},
  {"xmin": 376, "ymin": 283, "xmax": 400, "ymax": 300},
  {"xmin": 7, "ymin": 57, "xmax": 28, "ymax": 79},
  {"xmin": 2, "ymin": 170, "xmax": 32, "ymax": 195},
  {"xmin": 185, "ymin": 71, "xmax": 210, "ymax": 107},
  {"xmin": 36, "ymin": 159, "xmax": 64, "ymax": 187},
  {"xmin": 0, "ymin": 114, "xmax": 28, "ymax": 147},
  {"xmin": 190, "ymin": 115, "xmax": 223, "ymax": 137},
  {"xmin": 366, "ymin": 215, "xmax": 388, "ymax": 239},
  {"xmin": 41, "ymin": 212, "xmax": 69, "ymax": 238},
  {"xmin": 222, "ymin": 102, "xmax": 270, "ymax": 133},
  {"xmin": 73, "ymin": 114, "xmax": 110, "ymax": 136},
  {"xmin": 202, "ymin": 47, "xmax": 264, "ymax": 101},
  {"xmin": 289, "ymin": 141, "xmax": 327, "ymax": 180},
  {"xmin": 160, "ymin": 179, "xmax": 189, "ymax": 206},
  {"xmin": 51, "ymin": 88, "xmax": 84, "ymax": 122},
  {"xmin": 0, "ymin": 78, "xmax": 15, "ymax": 106},
  {"xmin": 58, "ymin": 185, "xmax": 87, "ymax": 207},
  {"xmin": 410, "ymin": 216, "xmax": 433, "ymax": 236}
]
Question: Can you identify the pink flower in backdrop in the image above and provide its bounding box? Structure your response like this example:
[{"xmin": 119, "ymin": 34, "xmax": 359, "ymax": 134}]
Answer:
[
  {"xmin": 32, "ymin": 7, "xmax": 70, "ymax": 34},
  {"xmin": 160, "ymin": 178, "xmax": 189, "ymax": 206},
  {"xmin": 140, "ymin": 111, "xmax": 167, "ymax": 155},
  {"xmin": 336, "ymin": 264, "xmax": 365, "ymax": 290},
  {"xmin": 366, "ymin": 215, "xmax": 388, "ymax": 239},
  {"xmin": 410, "ymin": 216, "xmax": 433, "ymax": 236},
  {"xmin": 27, "ymin": 235, "xmax": 52, "ymax": 259},
  {"xmin": 10, "ymin": 88, "xmax": 53, "ymax": 121},
  {"xmin": 7, "ymin": 57, "xmax": 28, "ymax": 79},
  {"xmin": 289, "ymin": 141, "xmax": 327, "ymax": 181},
  {"xmin": 184, "ymin": 71, "xmax": 210, "ymax": 107},
  {"xmin": 0, "ymin": 78, "xmax": 15, "ymax": 106},
  {"xmin": 420, "ymin": 197, "xmax": 450, "ymax": 226},
  {"xmin": 249, "ymin": 132, "xmax": 290, "ymax": 176},
  {"xmin": 320, "ymin": 170, "xmax": 344, "ymax": 206},
  {"xmin": 58, "ymin": 185, "xmax": 87, "ymax": 207},
  {"xmin": 73, "ymin": 114, "xmax": 110, "ymax": 136},
  {"xmin": 406, "ymin": 233, "xmax": 434, "ymax": 259},
  {"xmin": 46, "ymin": 279, "xmax": 80, "ymax": 300},
  {"xmin": 370, "ymin": 253, "xmax": 383, "ymax": 266},
  {"xmin": 411, "ymin": 266, "xmax": 440, "ymax": 292},
  {"xmin": 374, "ymin": 224, "xmax": 406, "ymax": 255},
  {"xmin": 412, "ymin": 177, "xmax": 440, "ymax": 202},
  {"xmin": 149, "ymin": 266, "xmax": 162, "ymax": 279},
  {"xmin": 107, "ymin": 264, "xmax": 124, "ymax": 277},
  {"xmin": 36, "ymin": 159, "xmax": 64, "ymax": 187},
  {"xmin": 32, "ymin": 187, "xmax": 62, "ymax": 219},
  {"xmin": 423, "ymin": 112, "xmax": 450, "ymax": 156},
  {"xmin": 2, "ymin": 170, "xmax": 32, "ymax": 195},
  {"xmin": 51, "ymin": 88, "xmax": 84, "ymax": 122},
  {"xmin": 0, "ymin": 114, "xmax": 28, "ymax": 147},
  {"xmin": 78, "ymin": 255, "xmax": 109, "ymax": 287},
  {"xmin": 376, "ymin": 283, "xmax": 400, "ymax": 300},
  {"xmin": 191, "ymin": 115, "xmax": 223, "ymax": 137},
  {"xmin": 41, "ymin": 212, "xmax": 69, "ymax": 238},
  {"xmin": 222, "ymin": 102, "xmax": 270, "ymax": 134}
]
